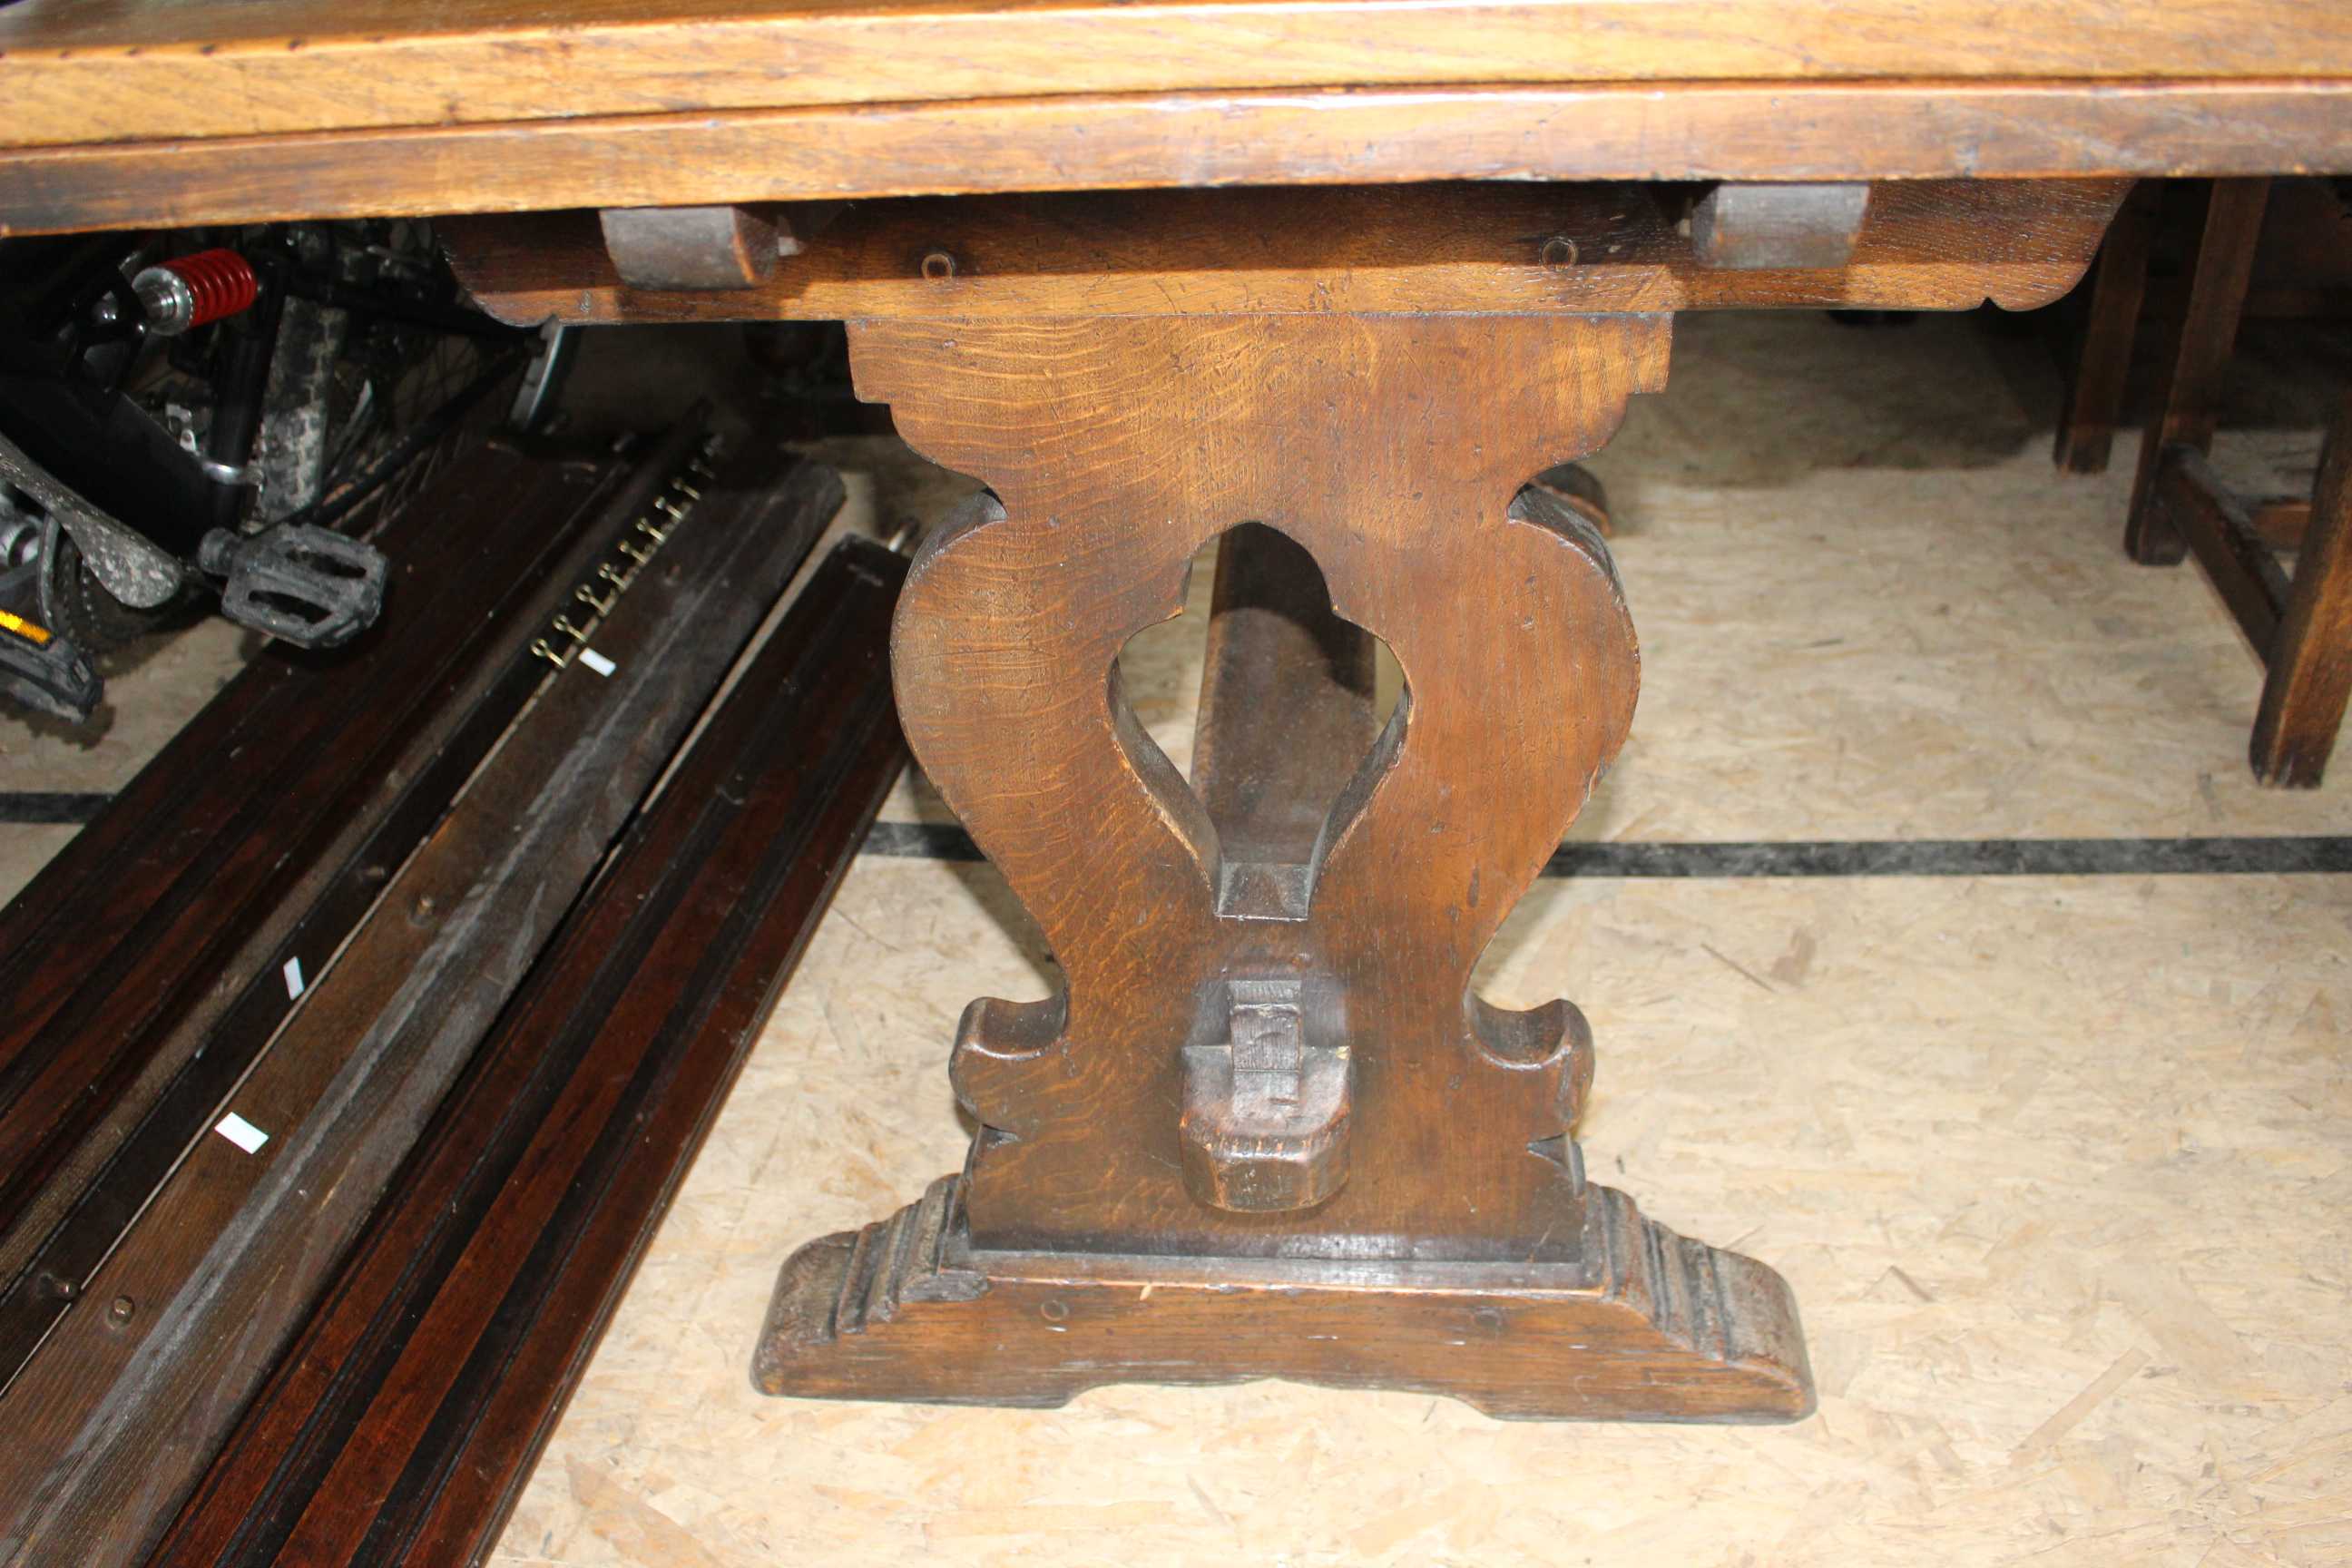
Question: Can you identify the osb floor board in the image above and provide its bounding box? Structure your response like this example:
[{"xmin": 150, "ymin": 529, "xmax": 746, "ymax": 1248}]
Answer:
[{"xmin": 493, "ymin": 859, "xmax": 2350, "ymax": 1567}]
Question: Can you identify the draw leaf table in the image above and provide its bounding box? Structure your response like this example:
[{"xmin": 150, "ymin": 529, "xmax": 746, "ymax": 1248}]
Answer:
[{"xmin": 5, "ymin": 0, "xmax": 2348, "ymax": 1424}]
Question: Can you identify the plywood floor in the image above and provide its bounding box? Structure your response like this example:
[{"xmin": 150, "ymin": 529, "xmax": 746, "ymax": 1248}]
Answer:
[{"xmin": 5, "ymin": 312, "xmax": 2347, "ymax": 1566}]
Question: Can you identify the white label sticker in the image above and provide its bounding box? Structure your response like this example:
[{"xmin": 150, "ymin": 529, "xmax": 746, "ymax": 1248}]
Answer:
[
  {"xmin": 282, "ymin": 956, "xmax": 305, "ymax": 998},
  {"xmin": 579, "ymin": 649, "xmax": 617, "ymax": 678},
  {"xmin": 214, "ymin": 1112, "xmax": 270, "ymax": 1154}
]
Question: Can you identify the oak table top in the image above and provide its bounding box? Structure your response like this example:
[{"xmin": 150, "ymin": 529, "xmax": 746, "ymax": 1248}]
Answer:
[{"xmin": 2, "ymin": 0, "xmax": 2350, "ymax": 234}]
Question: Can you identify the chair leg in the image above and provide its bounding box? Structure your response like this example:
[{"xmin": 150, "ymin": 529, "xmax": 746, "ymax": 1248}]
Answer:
[
  {"xmin": 2054, "ymin": 182, "xmax": 2153, "ymax": 476},
  {"xmin": 2124, "ymin": 179, "xmax": 2269, "ymax": 565},
  {"xmin": 2251, "ymin": 392, "xmax": 2352, "ymax": 785}
]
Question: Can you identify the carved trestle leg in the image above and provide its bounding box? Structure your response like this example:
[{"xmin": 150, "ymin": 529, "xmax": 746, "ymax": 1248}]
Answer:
[{"xmin": 756, "ymin": 310, "xmax": 1813, "ymax": 1421}]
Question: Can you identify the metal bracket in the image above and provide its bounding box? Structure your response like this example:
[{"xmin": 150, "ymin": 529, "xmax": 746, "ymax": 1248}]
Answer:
[
  {"xmin": 1690, "ymin": 182, "xmax": 1873, "ymax": 270},
  {"xmin": 0, "ymin": 428, "xmax": 187, "ymax": 609}
]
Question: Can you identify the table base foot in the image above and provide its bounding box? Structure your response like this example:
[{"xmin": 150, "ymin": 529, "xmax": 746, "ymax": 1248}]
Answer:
[{"xmin": 754, "ymin": 1176, "xmax": 1814, "ymax": 1423}]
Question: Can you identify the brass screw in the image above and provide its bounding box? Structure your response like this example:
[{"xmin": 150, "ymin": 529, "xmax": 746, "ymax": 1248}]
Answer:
[{"xmin": 108, "ymin": 1296, "xmax": 136, "ymax": 1328}]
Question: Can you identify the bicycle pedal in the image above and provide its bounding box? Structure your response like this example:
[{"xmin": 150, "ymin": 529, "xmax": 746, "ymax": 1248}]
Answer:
[
  {"xmin": 199, "ymin": 524, "xmax": 387, "ymax": 650},
  {"xmin": 0, "ymin": 606, "xmax": 101, "ymax": 722}
]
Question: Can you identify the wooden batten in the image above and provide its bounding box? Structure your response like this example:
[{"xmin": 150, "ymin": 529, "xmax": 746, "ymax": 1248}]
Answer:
[{"xmin": 442, "ymin": 181, "xmax": 2132, "ymax": 328}]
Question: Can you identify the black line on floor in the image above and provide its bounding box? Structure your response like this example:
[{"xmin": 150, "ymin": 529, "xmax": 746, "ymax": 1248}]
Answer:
[
  {"xmin": 856, "ymin": 820, "xmax": 2352, "ymax": 877},
  {"xmin": 1537, "ymin": 837, "xmax": 2352, "ymax": 877},
  {"xmin": 15, "ymin": 799, "xmax": 2351, "ymax": 877},
  {"xmin": 0, "ymin": 792, "xmax": 115, "ymax": 825}
]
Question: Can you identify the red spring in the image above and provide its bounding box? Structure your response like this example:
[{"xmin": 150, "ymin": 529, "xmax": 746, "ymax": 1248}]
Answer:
[{"xmin": 157, "ymin": 248, "xmax": 259, "ymax": 328}]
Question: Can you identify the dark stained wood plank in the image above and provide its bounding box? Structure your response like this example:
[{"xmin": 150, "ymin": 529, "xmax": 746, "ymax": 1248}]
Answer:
[
  {"xmin": 2125, "ymin": 179, "xmax": 2272, "ymax": 564},
  {"xmin": 0, "ymin": 439, "xmax": 608, "ymax": 1259},
  {"xmin": 0, "ymin": 426, "xmax": 715, "ymax": 1387},
  {"xmin": 2253, "ymin": 394, "xmax": 2352, "ymax": 785},
  {"xmin": 443, "ymin": 181, "xmax": 2132, "ymax": 328},
  {"xmin": 4, "ymin": 83, "xmax": 2345, "ymax": 239},
  {"xmin": 146, "ymin": 538, "xmax": 906, "ymax": 1568},
  {"xmin": 1528, "ymin": 463, "xmax": 1615, "ymax": 537},
  {"xmin": 0, "ymin": 444, "xmax": 509, "ymax": 1073},
  {"xmin": 1182, "ymin": 528, "xmax": 1379, "ymax": 1200},
  {"xmin": 0, "ymin": 441, "xmax": 845, "ymax": 1568},
  {"xmin": 5, "ymin": 0, "xmax": 2348, "ymax": 152}
]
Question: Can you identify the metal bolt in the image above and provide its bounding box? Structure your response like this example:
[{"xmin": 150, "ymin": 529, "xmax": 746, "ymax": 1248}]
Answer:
[
  {"xmin": 1540, "ymin": 236, "xmax": 1579, "ymax": 268},
  {"xmin": 108, "ymin": 1296, "xmax": 136, "ymax": 1327},
  {"xmin": 0, "ymin": 517, "xmax": 39, "ymax": 571}
]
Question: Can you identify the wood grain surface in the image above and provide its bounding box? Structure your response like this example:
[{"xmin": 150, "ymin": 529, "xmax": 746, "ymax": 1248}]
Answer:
[
  {"xmin": 5, "ymin": 0, "xmax": 2347, "ymax": 152},
  {"xmin": 444, "ymin": 181, "xmax": 2132, "ymax": 328},
  {"xmin": 757, "ymin": 1175, "xmax": 1813, "ymax": 1420},
  {"xmin": 864, "ymin": 311, "xmax": 1661, "ymax": 1258},
  {"xmin": 5, "ymin": 83, "xmax": 2346, "ymax": 237}
]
